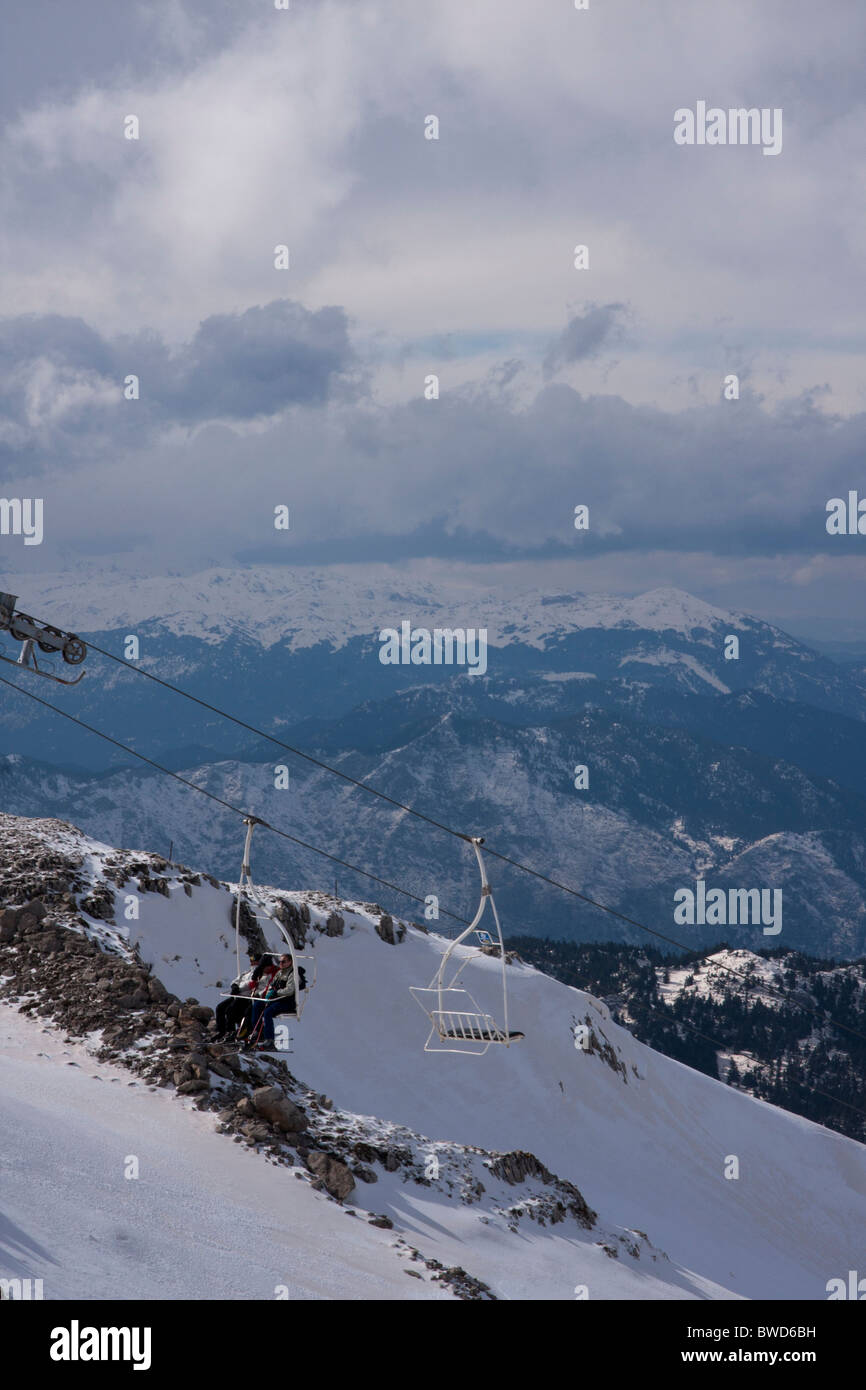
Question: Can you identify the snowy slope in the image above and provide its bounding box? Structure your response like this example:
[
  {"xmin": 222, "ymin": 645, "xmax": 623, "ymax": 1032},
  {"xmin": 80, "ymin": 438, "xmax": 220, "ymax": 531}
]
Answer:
[
  {"xmin": 2, "ymin": 814, "xmax": 863, "ymax": 1302},
  {"xmin": 0, "ymin": 1005, "xmax": 446, "ymax": 1301},
  {"xmin": 1, "ymin": 1006, "xmax": 726, "ymax": 1302}
]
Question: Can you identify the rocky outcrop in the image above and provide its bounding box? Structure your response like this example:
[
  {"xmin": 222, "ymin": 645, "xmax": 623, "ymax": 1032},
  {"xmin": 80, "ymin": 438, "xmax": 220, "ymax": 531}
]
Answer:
[
  {"xmin": 252, "ymin": 1085, "xmax": 308, "ymax": 1134},
  {"xmin": 323, "ymin": 911, "xmax": 344, "ymax": 937},
  {"xmin": 375, "ymin": 914, "xmax": 406, "ymax": 946},
  {"xmin": 488, "ymin": 1151, "xmax": 596, "ymax": 1229},
  {"xmin": 232, "ymin": 895, "xmax": 268, "ymax": 956},
  {"xmin": 305, "ymin": 1151, "xmax": 355, "ymax": 1201},
  {"xmin": 0, "ymin": 813, "xmax": 604, "ymax": 1302}
]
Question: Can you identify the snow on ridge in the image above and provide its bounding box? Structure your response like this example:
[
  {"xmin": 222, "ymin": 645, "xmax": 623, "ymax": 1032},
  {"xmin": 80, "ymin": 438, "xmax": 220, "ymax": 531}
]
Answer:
[
  {"xmin": 617, "ymin": 646, "xmax": 732, "ymax": 692},
  {"xmin": 1, "ymin": 566, "xmax": 755, "ymax": 651},
  {"xmin": 2, "ymin": 808, "xmax": 865, "ymax": 1301}
]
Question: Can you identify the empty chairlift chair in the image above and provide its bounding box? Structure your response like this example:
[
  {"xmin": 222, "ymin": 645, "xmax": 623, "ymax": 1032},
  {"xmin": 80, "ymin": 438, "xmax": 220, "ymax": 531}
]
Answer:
[{"xmin": 410, "ymin": 836, "xmax": 524, "ymax": 1055}]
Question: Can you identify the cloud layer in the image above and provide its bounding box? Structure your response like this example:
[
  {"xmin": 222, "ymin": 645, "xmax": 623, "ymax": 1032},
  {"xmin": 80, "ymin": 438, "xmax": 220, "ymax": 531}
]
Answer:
[{"xmin": 1, "ymin": 0, "xmax": 865, "ymax": 636}]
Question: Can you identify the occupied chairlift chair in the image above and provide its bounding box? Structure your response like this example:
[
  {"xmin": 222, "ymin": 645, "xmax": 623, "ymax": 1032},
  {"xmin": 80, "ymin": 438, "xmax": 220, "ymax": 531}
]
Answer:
[
  {"xmin": 227, "ymin": 816, "xmax": 317, "ymax": 1024},
  {"xmin": 410, "ymin": 836, "xmax": 524, "ymax": 1055}
]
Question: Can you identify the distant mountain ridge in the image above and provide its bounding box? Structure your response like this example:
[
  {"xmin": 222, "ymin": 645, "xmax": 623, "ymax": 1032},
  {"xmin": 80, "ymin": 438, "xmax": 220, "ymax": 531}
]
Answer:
[
  {"xmin": 2, "ymin": 568, "xmax": 865, "ymax": 961},
  {"xmin": 1, "ymin": 569, "xmax": 864, "ymax": 774},
  {"xmin": 3, "ymin": 686, "xmax": 866, "ymax": 958},
  {"xmin": 1, "ymin": 567, "xmax": 756, "ymax": 649}
]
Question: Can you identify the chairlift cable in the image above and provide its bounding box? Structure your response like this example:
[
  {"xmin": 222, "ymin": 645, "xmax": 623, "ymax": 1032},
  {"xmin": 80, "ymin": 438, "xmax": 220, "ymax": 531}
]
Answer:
[
  {"xmin": 0, "ymin": 671, "xmax": 467, "ymax": 924},
  {"xmin": 2, "ymin": 669, "xmax": 862, "ymax": 1123},
  {"xmin": 50, "ymin": 625, "xmax": 866, "ymax": 1049},
  {"xmin": 9, "ymin": 611, "xmax": 866, "ymax": 1048}
]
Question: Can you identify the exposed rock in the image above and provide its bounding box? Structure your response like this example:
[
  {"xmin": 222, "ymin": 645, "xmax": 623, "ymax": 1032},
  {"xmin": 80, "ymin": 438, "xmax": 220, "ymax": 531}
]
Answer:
[
  {"xmin": 78, "ymin": 887, "xmax": 115, "ymax": 921},
  {"xmin": 488, "ymin": 1151, "xmax": 596, "ymax": 1229},
  {"xmin": 185, "ymin": 1053, "xmax": 212, "ymax": 1080},
  {"xmin": 305, "ymin": 1151, "xmax": 355, "ymax": 1201},
  {"xmin": 208, "ymin": 1059, "xmax": 236, "ymax": 1081},
  {"xmin": 252, "ymin": 1086, "xmax": 308, "ymax": 1134},
  {"xmin": 324, "ymin": 912, "xmax": 344, "ymax": 938},
  {"xmin": 376, "ymin": 914, "xmax": 406, "ymax": 946},
  {"xmin": 232, "ymin": 895, "xmax": 268, "ymax": 956},
  {"xmin": 181, "ymin": 1004, "xmax": 213, "ymax": 1024},
  {"xmin": 271, "ymin": 898, "xmax": 308, "ymax": 949}
]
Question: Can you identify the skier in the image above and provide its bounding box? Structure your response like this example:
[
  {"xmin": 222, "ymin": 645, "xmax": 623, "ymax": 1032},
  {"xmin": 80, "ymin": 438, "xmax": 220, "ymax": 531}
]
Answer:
[{"xmin": 248, "ymin": 953, "xmax": 297, "ymax": 1049}]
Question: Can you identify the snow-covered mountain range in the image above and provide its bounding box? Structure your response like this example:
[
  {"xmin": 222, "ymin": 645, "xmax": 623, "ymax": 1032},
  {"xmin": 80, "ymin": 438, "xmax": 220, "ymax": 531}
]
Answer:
[
  {"xmin": 1, "ymin": 811, "xmax": 863, "ymax": 1302},
  {"xmin": 3, "ymin": 687, "xmax": 866, "ymax": 957},
  {"xmin": 1, "ymin": 567, "xmax": 865, "ymax": 959},
  {"xmin": 0, "ymin": 567, "xmax": 759, "ymax": 650},
  {"xmin": 2, "ymin": 570, "xmax": 863, "ymax": 755}
]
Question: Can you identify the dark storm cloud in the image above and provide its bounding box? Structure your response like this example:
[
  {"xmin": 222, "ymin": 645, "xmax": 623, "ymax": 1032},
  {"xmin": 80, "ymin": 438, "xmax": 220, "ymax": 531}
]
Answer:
[
  {"xmin": 543, "ymin": 305, "xmax": 627, "ymax": 379},
  {"xmin": 0, "ymin": 300, "xmax": 357, "ymax": 470},
  {"xmin": 170, "ymin": 303, "xmax": 356, "ymax": 420},
  {"xmin": 4, "ymin": 296, "xmax": 864, "ymax": 567}
]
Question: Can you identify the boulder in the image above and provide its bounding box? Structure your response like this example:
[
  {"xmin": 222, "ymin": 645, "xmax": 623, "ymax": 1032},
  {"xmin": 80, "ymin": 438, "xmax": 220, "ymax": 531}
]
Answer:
[
  {"xmin": 324, "ymin": 912, "xmax": 344, "ymax": 937},
  {"xmin": 252, "ymin": 1085, "xmax": 307, "ymax": 1134},
  {"xmin": 241, "ymin": 1122, "xmax": 272, "ymax": 1143},
  {"xmin": 376, "ymin": 914, "xmax": 395, "ymax": 944},
  {"xmin": 181, "ymin": 1004, "xmax": 213, "ymax": 1024},
  {"xmin": 305, "ymin": 1151, "xmax": 355, "ymax": 1201}
]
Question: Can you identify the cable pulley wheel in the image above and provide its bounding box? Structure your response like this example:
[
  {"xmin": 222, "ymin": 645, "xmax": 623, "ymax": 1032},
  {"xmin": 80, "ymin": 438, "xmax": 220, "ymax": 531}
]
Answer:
[
  {"xmin": 62, "ymin": 636, "xmax": 87, "ymax": 666},
  {"xmin": 9, "ymin": 614, "xmax": 34, "ymax": 642},
  {"xmin": 38, "ymin": 624, "xmax": 64, "ymax": 654}
]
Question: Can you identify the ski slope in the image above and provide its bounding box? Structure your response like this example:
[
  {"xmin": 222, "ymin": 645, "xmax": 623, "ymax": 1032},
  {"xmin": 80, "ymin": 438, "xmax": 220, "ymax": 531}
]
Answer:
[
  {"xmin": 77, "ymin": 856, "xmax": 866, "ymax": 1297},
  {"xmin": 0, "ymin": 1005, "xmax": 443, "ymax": 1301},
  {"xmin": 2, "ymin": 820, "xmax": 864, "ymax": 1301}
]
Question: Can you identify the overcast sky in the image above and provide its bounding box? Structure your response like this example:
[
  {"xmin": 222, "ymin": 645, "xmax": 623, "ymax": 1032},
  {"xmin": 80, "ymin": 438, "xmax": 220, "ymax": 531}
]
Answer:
[{"xmin": 1, "ymin": 0, "xmax": 865, "ymax": 639}]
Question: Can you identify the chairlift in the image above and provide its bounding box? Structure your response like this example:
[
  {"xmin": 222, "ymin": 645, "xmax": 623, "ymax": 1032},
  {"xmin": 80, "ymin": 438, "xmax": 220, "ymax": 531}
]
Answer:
[
  {"xmin": 410, "ymin": 836, "xmax": 524, "ymax": 1055},
  {"xmin": 0, "ymin": 593, "xmax": 87, "ymax": 686},
  {"xmin": 228, "ymin": 815, "xmax": 316, "ymax": 1020}
]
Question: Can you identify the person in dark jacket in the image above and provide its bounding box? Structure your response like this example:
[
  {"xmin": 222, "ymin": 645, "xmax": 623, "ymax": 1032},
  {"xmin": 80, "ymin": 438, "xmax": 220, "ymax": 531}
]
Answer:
[
  {"xmin": 248, "ymin": 953, "xmax": 297, "ymax": 1048},
  {"xmin": 215, "ymin": 952, "xmax": 278, "ymax": 1040}
]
